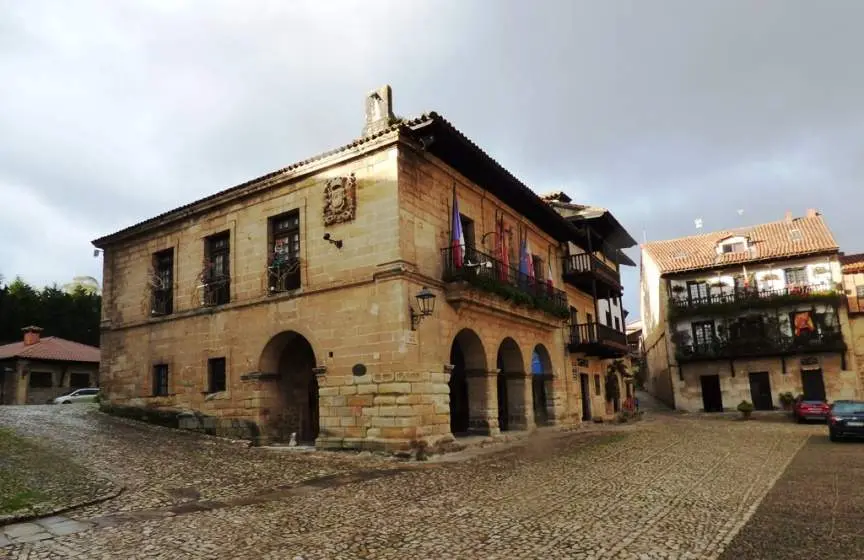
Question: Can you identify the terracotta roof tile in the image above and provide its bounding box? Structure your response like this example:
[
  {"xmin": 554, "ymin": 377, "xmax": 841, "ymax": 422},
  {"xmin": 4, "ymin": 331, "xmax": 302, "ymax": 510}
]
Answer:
[
  {"xmin": 841, "ymin": 253, "xmax": 864, "ymax": 273},
  {"xmin": 0, "ymin": 337, "xmax": 100, "ymax": 363},
  {"xmin": 641, "ymin": 215, "xmax": 838, "ymax": 274}
]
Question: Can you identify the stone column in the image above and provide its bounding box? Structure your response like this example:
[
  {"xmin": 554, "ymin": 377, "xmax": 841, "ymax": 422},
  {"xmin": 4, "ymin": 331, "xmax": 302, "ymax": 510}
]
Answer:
[
  {"xmin": 505, "ymin": 372, "xmax": 534, "ymax": 431},
  {"xmin": 465, "ymin": 369, "xmax": 500, "ymax": 436}
]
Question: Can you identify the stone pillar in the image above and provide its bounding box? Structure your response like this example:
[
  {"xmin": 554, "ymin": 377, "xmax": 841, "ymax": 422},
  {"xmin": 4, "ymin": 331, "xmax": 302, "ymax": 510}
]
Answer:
[
  {"xmin": 505, "ymin": 372, "xmax": 534, "ymax": 431},
  {"xmin": 466, "ymin": 369, "xmax": 500, "ymax": 436}
]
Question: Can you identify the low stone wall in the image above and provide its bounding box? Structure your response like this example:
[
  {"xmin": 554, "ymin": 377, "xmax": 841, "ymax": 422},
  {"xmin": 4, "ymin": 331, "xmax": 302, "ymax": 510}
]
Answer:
[{"xmin": 99, "ymin": 403, "xmax": 261, "ymax": 444}]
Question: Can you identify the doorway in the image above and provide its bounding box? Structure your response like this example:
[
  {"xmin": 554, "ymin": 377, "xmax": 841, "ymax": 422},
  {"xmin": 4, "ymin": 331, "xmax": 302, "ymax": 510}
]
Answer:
[
  {"xmin": 259, "ymin": 331, "xmax": 320, "ymax": 444},
  {"xmin": 748, "ymin": 372, "xmax": 773, "ymax": 410},
  {"xmin": 801, "ymin": 369, "xmax": 827, "ymax": 401},
  {"xmin": 449, "ymin": 329, "xmax": 487, "ymax": 436},
  {"xmin": 580, "ymin": 373, "xmax": 592, "ymax": 421},
  {"xmin": 497, "ymin": 373, "xmax": 509, "ymax": 432},
  {"xmin": 700, "ymin": 375, "xmax": 723, "ymax": 412}
]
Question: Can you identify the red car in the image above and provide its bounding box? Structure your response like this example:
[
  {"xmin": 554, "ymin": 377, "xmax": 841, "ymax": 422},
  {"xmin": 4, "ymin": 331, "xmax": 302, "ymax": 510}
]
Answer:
[{"xmin": 793, "ymin": 399, "xmax": 831, "ymax": 423}]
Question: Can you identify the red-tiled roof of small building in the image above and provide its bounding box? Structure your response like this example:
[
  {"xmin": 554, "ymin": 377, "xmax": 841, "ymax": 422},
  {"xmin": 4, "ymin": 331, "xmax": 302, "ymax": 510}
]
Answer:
[
  {"xmin": 641, "ymin": 214, "xmax": 838, "ymax": 275},
  {"xmin": 0, "ymin": 337, "xmax": 100, "ymax": 363},
  {"xmin": 840, "ymin": 252, "xmax": 864, "ymax": 272}
]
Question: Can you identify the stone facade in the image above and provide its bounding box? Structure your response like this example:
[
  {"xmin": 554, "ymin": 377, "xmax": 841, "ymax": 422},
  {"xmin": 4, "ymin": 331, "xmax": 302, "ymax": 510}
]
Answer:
[{"xmin": 94, "ymin": 88, "xmax": 633, "ymax": 450}]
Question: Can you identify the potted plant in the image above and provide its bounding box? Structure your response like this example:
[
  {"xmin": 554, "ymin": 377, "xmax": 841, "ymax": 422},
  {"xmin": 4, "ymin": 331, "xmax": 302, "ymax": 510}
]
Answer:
[
  {"xmin": 778, "ymin": 392, "xmax": 795, "ymax": 411},
  {"xmin": 737, "ymin": 400, "xmax": 754, "ymax": 420}
]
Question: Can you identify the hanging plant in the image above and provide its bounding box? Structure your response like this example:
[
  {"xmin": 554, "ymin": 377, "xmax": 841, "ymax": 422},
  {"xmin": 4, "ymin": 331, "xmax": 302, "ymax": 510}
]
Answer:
[
  {"xmin": 671, "ymin": 285, "xmax": 686, "ymax": 294},
  {"xmin": 813, "ymin": 266, "xmax": 829, "ymax": 275},
  {"xmin": 709, "ymin": 280, "xmax": 729, "ymax": 289},
  {"xmin": 762, "ymin": 273, "xmax": 779, "ymax": 281}
]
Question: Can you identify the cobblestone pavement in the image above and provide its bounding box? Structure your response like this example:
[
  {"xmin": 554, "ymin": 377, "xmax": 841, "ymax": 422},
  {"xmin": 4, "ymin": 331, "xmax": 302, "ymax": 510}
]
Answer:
[
  {"xmin": 720, "ymin": 432, "xmax": 864, "ymax": 559},
  {"xmin": 0, "ymin": 406, "xmax": 830, "ymax": 559}
]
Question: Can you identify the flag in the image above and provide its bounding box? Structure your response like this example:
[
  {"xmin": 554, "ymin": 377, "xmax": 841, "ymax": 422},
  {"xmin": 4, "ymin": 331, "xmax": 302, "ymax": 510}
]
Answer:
[
  {"xmin": 546, "ymin": 255, "xmax": 554, "ymax": 295},
  {"xmin": 450, "ymin": 185, "xmax": 465, "ymax": 268},
  {"xmin": 497, "ymin": 213, "xmax": 509, "ymax": 282}
]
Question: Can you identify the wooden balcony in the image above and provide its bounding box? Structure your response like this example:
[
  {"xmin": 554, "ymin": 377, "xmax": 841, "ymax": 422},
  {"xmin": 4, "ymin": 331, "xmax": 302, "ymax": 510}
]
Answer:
[
  {"xmin": 669, "ymin": 284, "xmax": 843, "ymax": 320},
  {"xmin": 568, "ymin": 322, "xmax": 628, "ymax": 358},
  {"xmin": 675, "ymin": 330, "xmax": 847, "ymax": 364},
  {"xmin": 562, "ymin": 253, "xmax": 622, "ymax": 298}
]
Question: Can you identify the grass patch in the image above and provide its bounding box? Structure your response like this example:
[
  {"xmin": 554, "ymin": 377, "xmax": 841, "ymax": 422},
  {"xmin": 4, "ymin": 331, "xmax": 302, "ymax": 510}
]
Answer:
[{"xmin": 0, "ymin": 427, "xmax": 111, "ymax": 520}]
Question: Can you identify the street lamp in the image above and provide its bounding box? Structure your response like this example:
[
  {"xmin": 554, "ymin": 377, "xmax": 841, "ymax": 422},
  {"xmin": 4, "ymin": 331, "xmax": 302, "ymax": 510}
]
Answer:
[{"xmin": 410, "ymin": 287, "xmax": 437, "ymax": 330}]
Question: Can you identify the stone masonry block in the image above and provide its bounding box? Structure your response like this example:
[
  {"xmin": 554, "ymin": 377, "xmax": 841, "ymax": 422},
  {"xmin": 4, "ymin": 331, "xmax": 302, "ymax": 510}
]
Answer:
[
  {"xmin": 374, "ymin": 395, "xmax": 397, "ymax": 405},
  {"xmin": 357, "ymin": 383, "xmax": 379, "ymax": 395},
  {"xmin": 378, "ymin": 383, "xmax": 411, "ymax": 395},
  {"xmin": 347, "ymin": 395, "xmax": 374, "ymax": 407}
]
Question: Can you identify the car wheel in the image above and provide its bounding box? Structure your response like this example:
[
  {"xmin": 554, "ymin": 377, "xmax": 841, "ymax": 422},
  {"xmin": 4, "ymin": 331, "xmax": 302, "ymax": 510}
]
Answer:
[
  {"xmin": 829, "ymin": 430, "xmax": 839, "ymax": 442},
  {"xmin": 61, "ymin": 400, "xmax": 71, "ymax": 404},
  {"xmin": 796, "ymin": 415, "xmax": 804, "ymax": 424}
]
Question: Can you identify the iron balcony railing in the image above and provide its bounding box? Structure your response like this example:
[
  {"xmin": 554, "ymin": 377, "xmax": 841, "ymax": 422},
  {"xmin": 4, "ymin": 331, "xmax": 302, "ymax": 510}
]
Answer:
[
  {"xmin": 670, "ymin": 283, "xmax": 842, "ymax": 315},
  {"xmin": 441, "ymin": 246, "xmax": 569, "ymax": 318},
  {"xmin": 201, "ymin": 274, "xmax": 230, "ymax": 307},
  {"xmin": 569, "ymin": 322, "xmax": 628, "ymax": 350},
  {"xmin": 676, "ymin": 330, "xmax": 846, "ymax": 363},
  {"xmin": 268, "ymin": 256, "xmax": 301, "ymax": 294},
  {"xmin": 151, "ymin": 288, "xmax": 173, "ymax": 316}
]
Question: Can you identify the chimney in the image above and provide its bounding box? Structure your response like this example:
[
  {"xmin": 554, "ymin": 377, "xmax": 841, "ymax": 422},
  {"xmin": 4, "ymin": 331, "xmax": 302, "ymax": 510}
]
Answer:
[
  {"xmin": 806, "ymin": 208, "xmax": 819, "ymax": 218},
  {"xmin": 784, "ymin": 210, "xmax": 793, "ymax": 223},
  {"xmin": 362, "ymin": 85, "xmax": 396, "ymax": 137},
  {"xmin": 22, "ymin": 326, "xmax": 43, "ymax": 346}
]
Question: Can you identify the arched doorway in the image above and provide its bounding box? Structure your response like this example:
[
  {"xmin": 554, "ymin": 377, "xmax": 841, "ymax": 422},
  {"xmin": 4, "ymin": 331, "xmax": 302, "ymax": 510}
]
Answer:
[
  {"xmin": 259, "ymin": 331, "xmax": 319, "ymax": 443},
  {"xmin": 496, "ymin": 337, "xmax": 525, "ymax": 431},
  {"xmin": 449, "ymin": 329, "xmax": 486, "ymax": 436},
  {"xmin": 532, "ymin": 344, "xmax": 553, "ymax": 425}
]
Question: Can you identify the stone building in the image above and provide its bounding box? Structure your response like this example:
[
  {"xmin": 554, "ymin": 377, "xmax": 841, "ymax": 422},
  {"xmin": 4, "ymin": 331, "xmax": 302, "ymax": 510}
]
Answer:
[
  {"xmin": 0, "ymin": 326, "xmax": 100, "ymax": 405},
  {"xmin": 640, "ymin": 211, "xmax": 860, "ymax": 411},
  {"xmin": 841, "ymin": 253, "xmax": 864, "ymax": 389},
  {"xmin": 93, "ymin": 86, "xmax": 635, "ymax": 450}
]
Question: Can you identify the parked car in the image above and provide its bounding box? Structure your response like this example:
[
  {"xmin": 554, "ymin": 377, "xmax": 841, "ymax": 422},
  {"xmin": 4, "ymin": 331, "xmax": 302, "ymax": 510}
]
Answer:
[
  {"xmin": 52, "ymin": 388, "xmax": 100, "ymax": 404},
  {"xmin": 793, "ymin": 398, "xmax": 831, "ymax": 423},
  {"xmin": 828, "ymin": 400, "xmax": 864, "ymax": 442}
]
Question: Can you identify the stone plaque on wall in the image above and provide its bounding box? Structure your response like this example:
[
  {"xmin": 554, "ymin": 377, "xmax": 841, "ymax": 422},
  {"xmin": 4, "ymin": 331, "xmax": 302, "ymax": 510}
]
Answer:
[{"xmin": 323, "ymin": 175, "xmax": 357, "ymax": 226}]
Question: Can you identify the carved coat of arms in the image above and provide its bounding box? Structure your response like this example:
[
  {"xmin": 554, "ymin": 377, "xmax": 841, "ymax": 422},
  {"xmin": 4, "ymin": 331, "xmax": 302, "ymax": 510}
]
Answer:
[{"xmin": 323, "ymin": 175, "xmax": 357, "ymax": 226}]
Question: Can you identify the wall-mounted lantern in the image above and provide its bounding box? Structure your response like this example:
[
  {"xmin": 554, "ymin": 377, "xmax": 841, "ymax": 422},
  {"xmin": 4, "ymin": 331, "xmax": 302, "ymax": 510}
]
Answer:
[{"xmin": 410, "ymin": 287, "xmax": 437, "ymax": 330}]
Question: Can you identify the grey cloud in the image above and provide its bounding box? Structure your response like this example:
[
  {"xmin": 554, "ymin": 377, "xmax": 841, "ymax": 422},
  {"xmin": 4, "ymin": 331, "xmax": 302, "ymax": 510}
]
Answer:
[{"xmin": 2, "ymin": 0, "xmax": 863, "ymax": 317}]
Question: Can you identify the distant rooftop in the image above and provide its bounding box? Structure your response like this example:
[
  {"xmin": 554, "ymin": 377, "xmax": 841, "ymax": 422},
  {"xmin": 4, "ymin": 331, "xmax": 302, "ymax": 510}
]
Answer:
[{"xmin": 641, "ymin": 210, "xmax": 838, "ymax": 274}]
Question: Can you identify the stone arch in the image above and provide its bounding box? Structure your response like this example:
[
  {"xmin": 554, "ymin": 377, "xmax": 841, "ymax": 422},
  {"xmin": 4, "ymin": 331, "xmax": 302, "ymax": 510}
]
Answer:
[
  {"xmin": 258, "ymin": 331, "xmax": 319, "ymax": 444},
  {"xmin": 496, "ymin": 337, "xmax": 530, "ymax": 432},
  {"xmin": 449, "ymin": 328, "xmax": 488, "ymax": 436},
  {"xmin": 531, "ymin": 344, "xmax": 554, "ymax": 426}
]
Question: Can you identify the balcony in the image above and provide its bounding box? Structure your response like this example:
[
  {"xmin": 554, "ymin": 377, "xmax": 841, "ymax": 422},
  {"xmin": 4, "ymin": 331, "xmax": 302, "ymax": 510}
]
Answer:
[
  {"xmin": 268, "ymin": 256, "xmax": 301, "ymax": 294},
  {"xmin": 562, "ymin": 253, "xmax": 622, "ymax": 298},
  {"xmin": 669, "ymin": 284, "xmax": 842, "ymax": 320},
  {"xmin": 568, "ymin": 322, "xmax": 629, "ymax": 358},
  {"xmin": 441, "ymin": 246, "xmax": 569, "ymax": 319},
  {"xmin": 675, "ymin": 330, "xmax": 846, "ymax": 363},
  {"xmin": 150, "ymin": 289, "xmax": 173, "ymax": 316}
]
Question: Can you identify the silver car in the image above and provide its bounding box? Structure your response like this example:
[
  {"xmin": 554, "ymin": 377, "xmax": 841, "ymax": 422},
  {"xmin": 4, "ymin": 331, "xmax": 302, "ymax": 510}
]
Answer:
[{"xmin": 53, "ymin": 388, "xmax": 100, "ymax": 404}]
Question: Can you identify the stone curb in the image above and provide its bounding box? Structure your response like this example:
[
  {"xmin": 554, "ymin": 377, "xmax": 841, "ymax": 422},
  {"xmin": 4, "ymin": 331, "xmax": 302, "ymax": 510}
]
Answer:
[{"xmin": 0, "ymin": 485, "xmax": 125, "ymax": 527}]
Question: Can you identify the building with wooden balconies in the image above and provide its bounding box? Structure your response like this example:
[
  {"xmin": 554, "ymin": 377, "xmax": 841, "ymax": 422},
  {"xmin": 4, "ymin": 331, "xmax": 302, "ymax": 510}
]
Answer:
[
  {"xmin": 93, "ymin": 86, "xmax": 637, "ymax": 450},
  {"xmin": 640, "ymin": 211, "xmax": 860, "ymax": 412}
]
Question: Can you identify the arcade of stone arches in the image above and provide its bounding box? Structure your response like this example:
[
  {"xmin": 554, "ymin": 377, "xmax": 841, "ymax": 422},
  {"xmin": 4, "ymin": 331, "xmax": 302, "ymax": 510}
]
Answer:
[{"xmin": 448, "ymin": 328, "xmax": 557, "ymax": 436}]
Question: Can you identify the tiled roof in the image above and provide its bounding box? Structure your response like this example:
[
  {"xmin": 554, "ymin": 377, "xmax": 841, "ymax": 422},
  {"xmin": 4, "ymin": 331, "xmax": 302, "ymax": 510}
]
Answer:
[
  {"xmin": 641, "ymin": 215, "xmax": 838, "ymax": 274},
  {"xmin": 841, "ymin": 253, "xmax": 864, "ymax": 273},
  {"xmin": 0, "ymin": 337, "xmax": 100, "ymax": 363}
]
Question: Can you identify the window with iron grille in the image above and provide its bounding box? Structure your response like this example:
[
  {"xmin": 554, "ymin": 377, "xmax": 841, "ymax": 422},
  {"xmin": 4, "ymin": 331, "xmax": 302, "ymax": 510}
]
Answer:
[
  {"xmin": 153, "ymin": 364, "xmax": 169, "ymax": 396},
  {"xmin": 269, "ymin": 211, "xmax": 301, "ymax": 292},
  {"xmin": 687, "ymin": 281, "xmax": 710, "ymax": 305},
  {"xmin": 691, "ymin": 320, "xmax": 715, "ymax": 348},
  {"xmin": 205, "ymin": 232, "xmax": 230, "ymax": 305},
  {"xmin": 784, "ymin": 267, "xmax": 808, "ymax": 287},
  {"xmin": 208, "ymin": 357, "xmax": 227, "ymax": 393},
  {"xmin": 152, "ymin": 248, "xmax": 174, "ymax": 315}
]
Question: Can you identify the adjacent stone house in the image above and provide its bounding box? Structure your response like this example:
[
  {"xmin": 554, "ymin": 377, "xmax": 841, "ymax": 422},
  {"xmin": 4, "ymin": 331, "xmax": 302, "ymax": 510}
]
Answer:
[
  {"xmin": 640, "ymin": 211, "xmax": 860, "ymax": 411},
  {"xmin": 92, "ymin": 86, "xmax": 636, "ymax": 450},
  {"xmin": 0, "ymin": 326, "xmax": 100, "ymax": 405}
]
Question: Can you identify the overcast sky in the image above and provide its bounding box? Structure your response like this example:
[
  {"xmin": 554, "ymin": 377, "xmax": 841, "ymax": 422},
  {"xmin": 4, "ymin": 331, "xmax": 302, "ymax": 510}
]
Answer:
[{"xmin": 2, "ymin": 0, "xmax": 863, "ymax": 319}]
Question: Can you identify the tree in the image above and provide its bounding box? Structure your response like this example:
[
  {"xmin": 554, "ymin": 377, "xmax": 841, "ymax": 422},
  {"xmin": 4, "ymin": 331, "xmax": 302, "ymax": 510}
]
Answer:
[{"xmin": 0, "ymin": 277, "xmax": 101, "ymax": 346}]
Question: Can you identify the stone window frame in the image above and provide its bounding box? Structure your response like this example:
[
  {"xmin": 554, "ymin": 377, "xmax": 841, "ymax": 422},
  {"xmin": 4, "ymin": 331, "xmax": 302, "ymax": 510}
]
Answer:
[
  {"xmin": 196, "ymin": 220, "xmax": 237, "ymax": 307},
  {"xmin": 152, "ymin": 363, "xmax": 170, "ymax": 397},
  {"xmin": 207, "ymin": 357, "xmax": 227, "ymax": 394}
]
